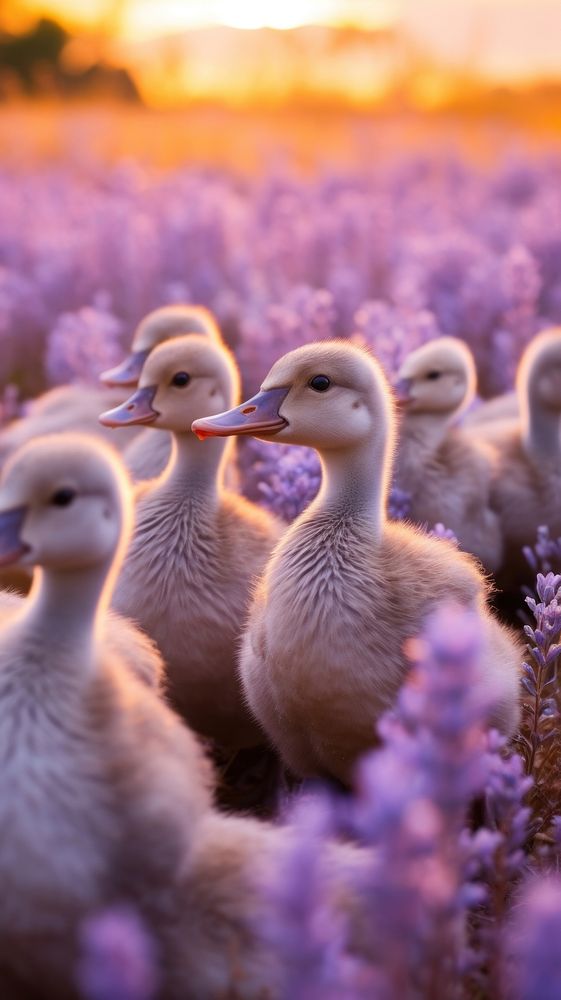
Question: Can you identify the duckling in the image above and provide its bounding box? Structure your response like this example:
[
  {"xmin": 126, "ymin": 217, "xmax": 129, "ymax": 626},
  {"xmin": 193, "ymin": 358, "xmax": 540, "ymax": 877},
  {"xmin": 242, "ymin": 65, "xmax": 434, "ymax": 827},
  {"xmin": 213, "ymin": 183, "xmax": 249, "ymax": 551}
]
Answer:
[
  {"xmin": 101, "ymin": 305, "xmax": 223, "ymax": 483},
  {"xmin": 394, "ymin": 337, "xmax": 503, "ymax": 572},
  {"xmin": 100, "ymin": 336, "xmax": 282, "ymax": 747},
  {"xmin": 0, "ymin": 435, "xmax": 372, "ymax": 1000},
  {"xmin": 0, "ymin": 385, "xmax": 142, "ymax": 475},
  {"xmin": 0, "ymin": 433, "xmax": 213, "ymax": 998},
  {"xmin": 193, "ymin": 341, "xmax": 521, "ymax": 785},
  {"xmin": 479, "ymin": 329, "xmax": 561, "ymax": 591}
]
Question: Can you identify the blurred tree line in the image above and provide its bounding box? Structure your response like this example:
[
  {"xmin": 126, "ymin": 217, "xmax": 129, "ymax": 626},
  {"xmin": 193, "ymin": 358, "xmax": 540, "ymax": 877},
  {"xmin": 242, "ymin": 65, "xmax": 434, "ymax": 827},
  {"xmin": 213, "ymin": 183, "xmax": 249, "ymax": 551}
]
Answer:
[{"xmin": 0, "ymin": 16, "xmax": 140, "ymax": 101}]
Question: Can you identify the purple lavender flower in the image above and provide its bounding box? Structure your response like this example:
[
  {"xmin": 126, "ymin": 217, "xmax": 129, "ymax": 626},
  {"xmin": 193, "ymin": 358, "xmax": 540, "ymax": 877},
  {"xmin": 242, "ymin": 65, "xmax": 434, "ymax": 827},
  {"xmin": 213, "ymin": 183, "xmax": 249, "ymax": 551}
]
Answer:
[
  {"xmin": 429, "ymin": 523, "xmax": 459, "ymax": 545},
  {"xmin": 263, "ymin": 796, "xmax": 350, "ymax": 1000},
  {"xmin": 46, "ymin": 294, "xmax": 125, "ymax": 385},
  {"xmin": 76, "ymin": 905, "xmax": 159, "ymax": 1000},
  {"xmin": 464, "ymin": 731, "xmax": 533, "ymax": 993},
  {"xmin": 339, "ymin": 605, "xmax": 492, "ymax": 996},
  {"xmin": 352, "ymin": 300, "xmax": 439, "ymax": 378},
  {"xmin": 503, "ymin": 876, "xmax": 561, "ymax": 1000},
  {"xmin": 387, "ymin": 485, "xmax": 411, "ymax": 522},
  {"xmin": 514, "ymin": 573, "xmax": 561, "ymax": 848},
  {"xmin": 238, "ymin": 438, "xmax": 321, "ymax": 522},
  {"xmin": 524, "ymin": 525, "xmax": 561, "ymax": 576}
]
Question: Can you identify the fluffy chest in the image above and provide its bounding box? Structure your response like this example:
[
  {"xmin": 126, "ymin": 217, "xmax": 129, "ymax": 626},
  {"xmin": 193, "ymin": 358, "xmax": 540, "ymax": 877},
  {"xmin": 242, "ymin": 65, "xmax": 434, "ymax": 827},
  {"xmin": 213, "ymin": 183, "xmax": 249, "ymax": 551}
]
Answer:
[
  {"xmin": 113, "ymin": 492, "xmax": 247, "ymax": 656},
  {"xmin": 264, "ymin": 513, "xmax": 386, "ymax": 659},
  {"xmin": 117, "ymin": 494, "xmax": 227, "ymax": 607},
  {"xmin": 0, "ymin": 644, "xmax": 117, "ymax": 929}
]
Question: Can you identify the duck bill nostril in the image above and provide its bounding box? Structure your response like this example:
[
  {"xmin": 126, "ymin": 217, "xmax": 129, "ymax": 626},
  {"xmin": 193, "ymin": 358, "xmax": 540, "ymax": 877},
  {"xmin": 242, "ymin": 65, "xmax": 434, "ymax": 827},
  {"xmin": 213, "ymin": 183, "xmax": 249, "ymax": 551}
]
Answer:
[
  {"xmin": 99, "ymin": 349, "xmax": 150, "ymax": 387},
  {"xmin": 0, "ymin": 506, "xmax": 30, "ymax": 566},
  {"xmin": 98, "ymin": 385, "xmax": 160, "ymax": 428},
  {"xmin": 192, "ymin": 386, "xmax": 290, "ymax": 439}
]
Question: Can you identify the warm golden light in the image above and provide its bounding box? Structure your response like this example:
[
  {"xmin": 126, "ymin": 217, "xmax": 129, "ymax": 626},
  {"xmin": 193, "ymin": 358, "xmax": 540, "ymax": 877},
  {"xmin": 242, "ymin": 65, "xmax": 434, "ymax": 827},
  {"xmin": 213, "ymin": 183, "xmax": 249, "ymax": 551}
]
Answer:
[
  {"xmin": 5, "ymin": 0, "xmax": 561, "ymax": 113},
  {"xmin": 15, "ymin": 0, "xmax": 398, "ymax": 40},
  {"xmin": 213, "ymin": 0, "xmax": 330, "ymax": 31}
]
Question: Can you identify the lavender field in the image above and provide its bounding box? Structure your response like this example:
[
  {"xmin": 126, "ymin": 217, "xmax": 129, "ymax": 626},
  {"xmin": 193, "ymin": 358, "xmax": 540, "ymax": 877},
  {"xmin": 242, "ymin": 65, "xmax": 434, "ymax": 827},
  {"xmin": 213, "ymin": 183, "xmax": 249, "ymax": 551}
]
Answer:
[{"xmin": 2, "ymin": 137, "xmax": 561, "ymax": 1000}]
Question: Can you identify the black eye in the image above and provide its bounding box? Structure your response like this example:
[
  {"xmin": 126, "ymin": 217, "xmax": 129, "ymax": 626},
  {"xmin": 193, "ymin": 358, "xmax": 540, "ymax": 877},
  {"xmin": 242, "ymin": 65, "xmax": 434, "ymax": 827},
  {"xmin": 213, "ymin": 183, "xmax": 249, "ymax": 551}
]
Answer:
[
  {"xmin": 426, "ymin": 370, "xmax": 442, "ymax": 381},
  {"xmin": 308, "ymin": 375, "xmax": 331, "ymax": 392},
  {"xmin": 171, "ymin": 372, "xmax": 190, "ymax": 388},
  {"xmin": 50, "ymin": 488, "xmax": 76, "ymax": 508}
]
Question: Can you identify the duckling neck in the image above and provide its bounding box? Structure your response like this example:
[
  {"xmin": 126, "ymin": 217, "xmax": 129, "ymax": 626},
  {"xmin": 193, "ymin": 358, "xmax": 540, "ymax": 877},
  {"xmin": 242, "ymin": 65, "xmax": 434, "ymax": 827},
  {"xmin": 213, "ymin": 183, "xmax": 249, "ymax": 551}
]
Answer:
[
  {"xmin": 524, "ymin": 398, "xmax": 561, "ymax": 458},
  {"xmin": 160, "ymin": 431, "xmax": 228, "ymax": 502},
  {"xmin": 401, "ymin": 411, "xmax": 450, "ymax": 453},
  {"xmin": 23, "ymin": 561, "xmax": 112, "ymax": 657},
  {"xmin": 315, "ymin": 439, "xmax": 389, "ymax": 536}
]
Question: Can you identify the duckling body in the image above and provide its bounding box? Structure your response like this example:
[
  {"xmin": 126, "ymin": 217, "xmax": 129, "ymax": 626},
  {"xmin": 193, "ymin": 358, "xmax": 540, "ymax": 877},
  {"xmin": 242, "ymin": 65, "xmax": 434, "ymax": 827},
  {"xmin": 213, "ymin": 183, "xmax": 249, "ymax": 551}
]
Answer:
[
  {"xmin": 0, "ymin": 435, "xmax": 212, "ymax": 999},
  {"xmin": 0, "ymin": 385, "xmax": 141, "ymax": 465},
  {"xmin": 242, "ymin": 513, "xmax": 515, "ymax": 783},
  {"xmin": 0, "ymin": 627, "xmax": 209, "ymax": 998},
  {"xmin": 394, "ymin": 338, "xmax": 503, "ymax": 572},
  {"xmin": 494, "ymin": 436, "xmax": 561, "ymax": 585},
  {"xmin": 102, "ymin": 336, "xmax": 281, "ymax": 746},
  {"xmin": 115, "ymin": 476, "xmax": 278, "ymax": 744},
  {"xmin": 464, "ymin": 389, "xmax": 518, "ymax": 427},
  {"xmin": 477, "ymin": 330, "xmax": 561, "ymax": 590},
  {"xmin": 194, "ymin": 341, "xmax": 521, "ymax": 784}
]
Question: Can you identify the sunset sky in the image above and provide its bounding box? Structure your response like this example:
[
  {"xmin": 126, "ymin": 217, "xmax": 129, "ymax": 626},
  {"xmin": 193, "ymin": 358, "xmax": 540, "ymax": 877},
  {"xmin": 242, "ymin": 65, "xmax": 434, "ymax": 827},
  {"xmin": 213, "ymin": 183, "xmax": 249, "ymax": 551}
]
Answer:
[
  {"xmin": 4, "ymin": 0, "xmax": 561, "ymax": 107},
  {"xmin": 9, "ymin": 1, "xmax": 399, "ymax": 36}
]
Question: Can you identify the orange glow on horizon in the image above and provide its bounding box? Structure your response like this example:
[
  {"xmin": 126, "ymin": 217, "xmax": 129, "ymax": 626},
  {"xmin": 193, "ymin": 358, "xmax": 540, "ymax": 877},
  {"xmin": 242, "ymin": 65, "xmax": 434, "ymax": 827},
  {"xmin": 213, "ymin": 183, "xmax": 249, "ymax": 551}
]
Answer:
[{"xmin": 4, "ymin": 0, "xmax": 561, "ymax": 113}]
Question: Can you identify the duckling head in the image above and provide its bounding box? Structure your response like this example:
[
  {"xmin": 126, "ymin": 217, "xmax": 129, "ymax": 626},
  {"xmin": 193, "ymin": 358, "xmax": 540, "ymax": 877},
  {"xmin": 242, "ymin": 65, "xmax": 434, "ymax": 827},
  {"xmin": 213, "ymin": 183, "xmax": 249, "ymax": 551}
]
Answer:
[
  {"xmin": 518, "ymin": 327, "xmax": 561, "ymax": 412},
  {"xmin": 192, "ymin": 340, "xmax": 394, "ymax": 454},
  {"xmin": 394, "ymin": 337, "xmax": 476, "ymax": 417},
  {"xmin": 100, "ymin": 304, "xmax": 222, "ymax": 387},
  {"xmin": 99, "ymin": 335, "xmax": 240, "ymax": 434},
  {"xmin": 0, "ymin": 434, "xmax": 132, "ymax": 572}
]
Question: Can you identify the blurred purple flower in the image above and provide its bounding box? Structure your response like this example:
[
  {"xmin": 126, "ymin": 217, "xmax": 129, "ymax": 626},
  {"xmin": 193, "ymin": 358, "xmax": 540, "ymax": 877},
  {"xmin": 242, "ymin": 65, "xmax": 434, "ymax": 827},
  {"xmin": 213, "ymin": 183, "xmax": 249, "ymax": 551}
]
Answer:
[
  {"xmin": 429, "ymin": 523, "xmax": 459, "ymax": 545},
  {"xmin": 263, "ymin": 795, "xmax": 354, "ymax": 1000},
  {"xmin": 46, "ymin": 294, "xmax": 125, "ymax": 385},
  {"xmin": 339, "ymin": 604, "xmax": 492, "ymax": 995},
  {"xmin": 503, "ymin": 876, "xmax": 561, "ymax": 1000},
  {"xmin": 76, "ymin": 905, "xmax": 159, "ymax": 1000},
  {"xmin": 387, "ymin": 485, "xmax": 411, "ymax": 521},
  {"xmin": 524, "ymin": 525, "xmax": 561, "ymax": 576}
]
